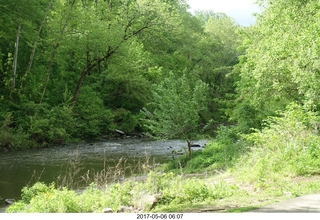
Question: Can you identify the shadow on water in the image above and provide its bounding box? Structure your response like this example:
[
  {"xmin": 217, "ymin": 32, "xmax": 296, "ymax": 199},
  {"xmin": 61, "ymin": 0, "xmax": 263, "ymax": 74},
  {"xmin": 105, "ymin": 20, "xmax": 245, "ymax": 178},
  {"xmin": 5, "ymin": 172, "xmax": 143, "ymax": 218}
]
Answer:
[{"xmin": 0, "ymin": 138, "xmax": 207, "ymax": 210}]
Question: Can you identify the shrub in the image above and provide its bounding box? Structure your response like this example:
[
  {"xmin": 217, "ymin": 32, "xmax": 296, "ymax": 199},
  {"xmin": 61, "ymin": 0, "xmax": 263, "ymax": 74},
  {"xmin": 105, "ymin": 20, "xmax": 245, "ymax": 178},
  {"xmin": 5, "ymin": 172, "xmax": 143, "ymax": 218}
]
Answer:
[
  {"xmin": 6, "ymin": 172, "xmax": 240, "ymax": 213},
  {"xmin": 235, "ymin": 103, "xmax": 320, "ymax": 186},
  {"xmin": 113, "ymin": 108, "xmax": 143, "ymax": 133},
  {"xmin": 0, "ymin": 112, "xmax": 32, "ymax": 151},
  {"xmin": 22, "ymin": 188, "xmax": 78, "ymax": 213},
  {"xmin": 21, "ymin": 182, "xmax": 54, "ymax": 204},
  {"xmin": 25, "ymin": 103, "xmax": 77, "ymax": 145},
  {"xmin": 103, "ymin": 181, "xmax": 134, "ymax": 210},
  {"xmin": 73, "ymin": 86, "xmax": 114, "ymax": 139},
  {"xmin": 6, "ymin": 181, "xmax": 135, "ymax": 213}
]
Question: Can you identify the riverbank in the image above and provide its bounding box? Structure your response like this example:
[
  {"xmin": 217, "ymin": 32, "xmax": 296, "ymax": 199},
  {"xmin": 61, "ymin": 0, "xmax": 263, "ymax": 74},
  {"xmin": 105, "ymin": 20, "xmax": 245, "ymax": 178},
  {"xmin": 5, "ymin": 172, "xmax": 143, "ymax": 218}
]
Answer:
[
  {"xmin": 2, "ymin": 168, "xmax": 320, "ymax": 213},
  {"xmin": 3, "ymin": 110, "xmax": 320, "ymax": 213},
  {"xmin": 0, "ymin": 128, "xmax": 150, "ymax": 153},
  {"xmin": 3, "ymin": 149, "xmax": 320, "ymax": 214}
]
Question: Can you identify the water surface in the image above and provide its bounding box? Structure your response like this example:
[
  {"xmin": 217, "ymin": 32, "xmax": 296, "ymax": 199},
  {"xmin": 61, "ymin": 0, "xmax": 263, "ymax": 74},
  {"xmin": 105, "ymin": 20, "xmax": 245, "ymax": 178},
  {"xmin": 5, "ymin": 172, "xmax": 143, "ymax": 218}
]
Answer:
[{"xmin": 0, "ymin": 138, "xmax": 207, "ymax": 210}]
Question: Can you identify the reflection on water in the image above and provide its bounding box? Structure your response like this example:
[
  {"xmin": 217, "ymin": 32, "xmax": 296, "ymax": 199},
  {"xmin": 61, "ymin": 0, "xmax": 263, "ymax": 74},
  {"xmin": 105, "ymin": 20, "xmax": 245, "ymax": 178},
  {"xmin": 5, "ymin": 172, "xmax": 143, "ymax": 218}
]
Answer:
[{"xmin": 0, "ymin": 138, "xmax": 207, "ymax": 210}]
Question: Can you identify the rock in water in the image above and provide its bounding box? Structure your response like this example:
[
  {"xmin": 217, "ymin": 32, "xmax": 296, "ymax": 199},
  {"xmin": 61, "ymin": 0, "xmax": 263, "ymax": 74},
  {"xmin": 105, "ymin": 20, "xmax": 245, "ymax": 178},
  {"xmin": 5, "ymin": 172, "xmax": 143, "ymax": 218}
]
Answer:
[
  {"xmin": 5, "ymin": 199, "xmax": 15, "ymax": 205},
  {"xmin": 190, "ymin": 144, "xmax": 201, "ymax": 148}
]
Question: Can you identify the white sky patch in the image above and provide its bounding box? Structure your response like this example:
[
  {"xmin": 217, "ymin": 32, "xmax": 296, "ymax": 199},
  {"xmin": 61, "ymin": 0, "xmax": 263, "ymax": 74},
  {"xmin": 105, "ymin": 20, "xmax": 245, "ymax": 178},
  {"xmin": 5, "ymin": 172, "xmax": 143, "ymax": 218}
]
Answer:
[{"xmin": 186, "ymin": 0, "xmax": 261, "ymax": 26}]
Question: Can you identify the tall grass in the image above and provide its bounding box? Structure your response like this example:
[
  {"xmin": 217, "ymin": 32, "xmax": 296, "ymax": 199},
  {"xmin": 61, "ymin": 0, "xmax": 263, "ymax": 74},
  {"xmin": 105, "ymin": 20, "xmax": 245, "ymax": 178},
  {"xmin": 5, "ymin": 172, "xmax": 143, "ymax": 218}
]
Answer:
[
  {"xmin": 51, "ymin": 149, "xmax": 159, "ymax": 191},
  {"xmin": 55, "ymin": 149, "xmax": 86, "ymax": 189}
]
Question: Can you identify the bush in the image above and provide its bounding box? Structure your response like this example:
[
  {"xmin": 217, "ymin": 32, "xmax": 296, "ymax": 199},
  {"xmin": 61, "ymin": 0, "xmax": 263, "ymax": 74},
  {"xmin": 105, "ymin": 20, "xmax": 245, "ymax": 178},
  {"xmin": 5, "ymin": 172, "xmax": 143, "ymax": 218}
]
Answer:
[
  {"xmin": 157, "ymin": 179, "xmax": 212, "ymax": 205},
  {"xmin": 183, "ymin": 141, "xmax": 242, "ymax": 172},
  {"xmin": 21, "ymin": 182, "xmax": 54, "ymax": 204},
  {"xmin": 73, "ymin": 86, "xmax": 114, "ymax": 139},
  {"xmin": 6, "ymin": 182, "xmax": 135, "ymax": 213},
  {"xmin": 145, "ymin": 171, "xmax": 178, "ymax": 194},
  {"xmin": 235, "ymin": 103, "xmax": 320, "ymax": 186},
  {"xmin": 24, "ymin": 102, "xmax": 77, "ymax": 145},
  {"xmin": 0, "ymin": 112, "xmax": 32, "ymax": 151},
  {"xmin": 22, "ymin": 188, "xmax": 78, "ymax": 213},
  {"xmin": 1, "ymin": 96, "xmax": 79, "ymax": 148},
  {"xmin": 113, "ymin": 108, "xmax": 143, "ymax": 133}
]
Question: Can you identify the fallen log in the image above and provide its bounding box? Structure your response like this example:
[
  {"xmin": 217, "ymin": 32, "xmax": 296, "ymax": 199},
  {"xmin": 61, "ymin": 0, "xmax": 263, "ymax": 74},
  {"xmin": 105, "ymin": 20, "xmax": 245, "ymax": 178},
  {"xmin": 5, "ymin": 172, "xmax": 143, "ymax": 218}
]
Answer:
[{"xmin": 115, "ymin": 129, "xmax": 125, "ymax": 135}]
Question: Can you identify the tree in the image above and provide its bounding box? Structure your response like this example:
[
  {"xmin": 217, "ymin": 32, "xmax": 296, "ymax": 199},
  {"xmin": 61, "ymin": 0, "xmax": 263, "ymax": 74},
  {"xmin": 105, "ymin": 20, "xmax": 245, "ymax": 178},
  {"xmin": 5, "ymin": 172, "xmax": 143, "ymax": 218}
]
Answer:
[
  {"xmin": 142, "ymin": 72, "xmax": 209, "ymax": 157},
  {"xmin": 233, "ymin": 0, "xmax": 320, "ymax": 131},
  {"xmin": 66, "ymin": 0, "xmax": 182, "ymax": 106},
  {"xmin": 0, "ymin": 0, "xmax": 49, "ymax": 99},
  {"xmin": 199, "ymin": 12, "xmax": 241, "ymax": 125}
]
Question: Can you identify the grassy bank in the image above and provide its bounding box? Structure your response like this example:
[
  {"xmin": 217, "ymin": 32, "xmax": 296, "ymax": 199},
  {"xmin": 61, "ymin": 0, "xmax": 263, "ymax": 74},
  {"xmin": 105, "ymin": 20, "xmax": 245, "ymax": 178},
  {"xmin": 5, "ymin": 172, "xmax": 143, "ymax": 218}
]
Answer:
[{"xmin": 5, "ymin": 104, "xmax": 320, "ymax": 213}]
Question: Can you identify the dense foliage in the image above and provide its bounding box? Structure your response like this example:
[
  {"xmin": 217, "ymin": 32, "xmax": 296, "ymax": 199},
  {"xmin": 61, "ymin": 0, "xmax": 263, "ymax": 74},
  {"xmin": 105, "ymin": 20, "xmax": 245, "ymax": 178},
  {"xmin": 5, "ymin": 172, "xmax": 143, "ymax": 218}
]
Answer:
[
  {"xmin": 4, "ymin": 0, "xmax": 320, "ymax": 213},
  {"xmin": 0, "ymin": 0, "xmax": 240, "ymax": 151},
  {"xmin": 232, "ymin": 0, "xmax": 320, "ymax": 131}
]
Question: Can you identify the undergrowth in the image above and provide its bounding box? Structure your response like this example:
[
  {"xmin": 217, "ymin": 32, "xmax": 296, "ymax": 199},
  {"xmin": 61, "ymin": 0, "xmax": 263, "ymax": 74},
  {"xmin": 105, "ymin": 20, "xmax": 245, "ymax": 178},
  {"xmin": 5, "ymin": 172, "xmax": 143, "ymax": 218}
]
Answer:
[
  {"xmin": 6, "ymin": 171, "xmax": 241, "ymax": 213},
  {"xmin": 163, "ymin": 125, "xmax": 244, "ymax": 174}
]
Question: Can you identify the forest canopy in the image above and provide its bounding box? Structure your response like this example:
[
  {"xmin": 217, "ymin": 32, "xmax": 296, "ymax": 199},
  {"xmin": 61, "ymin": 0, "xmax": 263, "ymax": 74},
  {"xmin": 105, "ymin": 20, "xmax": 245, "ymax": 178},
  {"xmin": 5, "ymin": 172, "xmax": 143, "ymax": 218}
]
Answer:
[{"xmin": 0, "ymin": 0, "xmax": 241, "ymax": 151}]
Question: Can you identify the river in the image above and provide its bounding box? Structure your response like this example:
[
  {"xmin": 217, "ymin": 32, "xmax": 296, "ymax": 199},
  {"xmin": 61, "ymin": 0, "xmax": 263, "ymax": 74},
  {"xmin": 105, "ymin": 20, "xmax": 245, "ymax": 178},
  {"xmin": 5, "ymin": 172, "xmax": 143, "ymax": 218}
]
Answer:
[{"xmin": 0, "ymin": 138, "xmax": 207, "ymax": 211}]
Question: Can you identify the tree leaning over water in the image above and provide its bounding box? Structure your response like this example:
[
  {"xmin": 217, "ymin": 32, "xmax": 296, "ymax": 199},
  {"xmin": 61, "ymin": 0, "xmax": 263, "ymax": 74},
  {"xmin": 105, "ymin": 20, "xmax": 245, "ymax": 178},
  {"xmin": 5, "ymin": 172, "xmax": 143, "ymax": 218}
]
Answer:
[{"xmin": 0, "ymin": 0, "xmax": 241, "ymax": 150}]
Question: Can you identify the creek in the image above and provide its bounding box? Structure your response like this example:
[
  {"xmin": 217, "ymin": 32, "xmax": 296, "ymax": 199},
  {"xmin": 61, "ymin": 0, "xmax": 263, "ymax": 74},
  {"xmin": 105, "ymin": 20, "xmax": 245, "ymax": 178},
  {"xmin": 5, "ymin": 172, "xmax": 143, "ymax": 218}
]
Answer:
[{"xmin": 0, "ymin": 138, "xmax": 207, "ymax": 211}]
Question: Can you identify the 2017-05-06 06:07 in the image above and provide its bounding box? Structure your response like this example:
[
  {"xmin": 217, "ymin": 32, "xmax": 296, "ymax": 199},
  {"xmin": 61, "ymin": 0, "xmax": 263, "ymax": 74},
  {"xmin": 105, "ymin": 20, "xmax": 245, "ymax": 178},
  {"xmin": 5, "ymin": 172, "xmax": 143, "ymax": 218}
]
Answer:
[{"xmin": 136, "ymin": 214, "xmax": 184, "ymax": 219}]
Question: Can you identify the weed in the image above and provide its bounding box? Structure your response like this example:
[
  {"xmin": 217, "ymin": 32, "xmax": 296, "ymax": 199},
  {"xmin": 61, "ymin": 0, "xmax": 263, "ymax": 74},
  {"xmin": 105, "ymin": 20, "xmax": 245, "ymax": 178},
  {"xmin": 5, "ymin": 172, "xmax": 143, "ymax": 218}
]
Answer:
[
  {"xmin": 27, "ymin": 168, "xmax": 45, "ymax": 186},
  {"xmin": 55, "ymin": 149, "xmax": 85, "ymax": 189},
  {"xmin": 81, "ymin": 157, "xmax": 130, "ymax": 188}
]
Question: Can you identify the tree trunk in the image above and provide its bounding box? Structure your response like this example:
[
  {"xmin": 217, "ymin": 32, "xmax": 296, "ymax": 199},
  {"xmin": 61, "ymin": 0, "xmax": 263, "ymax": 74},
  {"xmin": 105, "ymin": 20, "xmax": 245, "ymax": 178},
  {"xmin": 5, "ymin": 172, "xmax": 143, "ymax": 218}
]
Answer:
[
  {"xmin": 39, "ymin": 0, "xmax": 77, "ymax": 103},
  {"xmin": 187, "ymin": 140, "xmax": 192, "ymax": 157},
  {"xmin": 39, "ymin": 44, "xmax": 59, "ymax": 103},
  {"xmin": 22, "ymin": 0, "xmax": 53, "ymax": 89},
  {"xmin": 71, "ymin": 47, "xmax": 116, "ymax": 107},
  {"xmin": 12, "ymin": 24, "xmax": 21, "ymax": 91}
]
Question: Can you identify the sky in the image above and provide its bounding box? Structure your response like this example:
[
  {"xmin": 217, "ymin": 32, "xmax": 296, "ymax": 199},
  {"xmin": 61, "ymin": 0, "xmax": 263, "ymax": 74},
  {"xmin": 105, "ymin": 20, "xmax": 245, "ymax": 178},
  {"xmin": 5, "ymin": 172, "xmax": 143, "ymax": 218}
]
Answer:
[{"xmin": 186, "ymin": 0, "xmax": 261, "ymax": 26}]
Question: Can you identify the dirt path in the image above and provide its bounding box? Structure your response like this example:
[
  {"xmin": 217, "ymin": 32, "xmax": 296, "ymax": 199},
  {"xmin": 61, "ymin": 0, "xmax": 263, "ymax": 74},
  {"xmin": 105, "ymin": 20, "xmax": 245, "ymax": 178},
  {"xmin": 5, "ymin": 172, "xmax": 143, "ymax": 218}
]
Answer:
[{"xmin": 247, "ymin": 193, "xmax": 320, "ymax": 213}]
